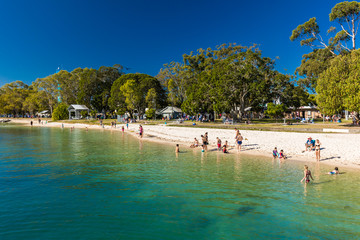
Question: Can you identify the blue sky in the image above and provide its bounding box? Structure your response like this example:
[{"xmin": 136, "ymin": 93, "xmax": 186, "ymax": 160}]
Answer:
[{"xmin": 0, "ymin": 0, "xmax": 351, "ymax": 86}]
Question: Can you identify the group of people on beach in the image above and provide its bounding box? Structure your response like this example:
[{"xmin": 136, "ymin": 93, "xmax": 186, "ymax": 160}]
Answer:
[
  {"xmin": 305, "ymin": 137, "xmax": 322, "ymax": 161},
  {"xmin": 187, "ymin": 128, "xmax": 246, "ymax": 154}
]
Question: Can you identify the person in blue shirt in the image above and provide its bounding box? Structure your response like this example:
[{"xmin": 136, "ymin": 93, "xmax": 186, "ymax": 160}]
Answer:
[{"xmin": 305, "ymin": 137, "xmax": 315, "ymax": 151}]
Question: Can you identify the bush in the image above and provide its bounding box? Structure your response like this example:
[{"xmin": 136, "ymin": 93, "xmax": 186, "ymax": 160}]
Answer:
[
  {"xmin": 145, "ymin": 108, "xmax": 156, "ymax": 119},
  {"xmin": 52, "ymin": 103, "xmax": 69, "ymax": 121},
  {"xmin": 265, "ymin": 103, "xmax": 286, "ymax": 120}
]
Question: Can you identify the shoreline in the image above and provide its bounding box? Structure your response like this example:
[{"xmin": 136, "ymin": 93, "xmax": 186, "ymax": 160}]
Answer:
[{"xmin": 6, "ymin": 119, "xmax": 360, "ymax": 170}]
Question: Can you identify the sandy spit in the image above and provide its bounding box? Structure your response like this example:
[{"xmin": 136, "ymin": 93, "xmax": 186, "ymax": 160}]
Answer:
[{"xmin": 7, "ymin": 119, "xmax": 360, "ymax": 170}]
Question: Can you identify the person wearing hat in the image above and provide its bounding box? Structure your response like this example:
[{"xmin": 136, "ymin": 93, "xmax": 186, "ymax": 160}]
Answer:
[{"xmin": 305, "ymin": 137, "xmax": 315, "ymax": 151}]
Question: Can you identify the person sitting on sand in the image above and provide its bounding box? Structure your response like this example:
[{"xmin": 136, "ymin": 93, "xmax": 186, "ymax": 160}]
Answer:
[
  {"xmin": 305, "ymin": 137, "xmax": 315, "ymax": 151},
  {"xmin": 328, "ymin": 167, "xmax": 339, "ymax": 175},
  {"xmin": 224, "ymin": 140, "xmax": 229, "ymax": 149},
  {"xmin": 217, "ymin": 137, "xmax": 222, "ymax": 151},
  {"xmin": 222, "ymin": 144, "xmax": 228, "ymax": 153},
  {"xmin": 272, "ymin": 147, "xmax": 278, "ymax": 159},
  {"xmin": 301, "ymin": 165, "xmax": 314, "ymax": 183},
  {"xmin": 194, "ymin": 138, "xmax": 199, "ymax": 147},
  {"xmin": 175, "ymin": 144, "xmax": 180, "ymax": 153},
  {"xmin": 279, "ymin": 150, "xmax": 287, "ymax": 160},
  {"xmin": 190, "ymin": 138, "xmax": 199, "ymax": 148}
]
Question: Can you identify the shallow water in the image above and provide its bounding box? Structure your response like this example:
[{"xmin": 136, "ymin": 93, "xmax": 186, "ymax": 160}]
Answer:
[{"xmin": 0, "ymin": 125, "xmax": 359, "ymax": 239}]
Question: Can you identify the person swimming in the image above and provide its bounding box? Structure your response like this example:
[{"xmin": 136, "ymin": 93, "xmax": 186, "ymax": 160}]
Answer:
[{"xmin": 328, "ymin": 167, "xmax": 339, "ymax": 175}]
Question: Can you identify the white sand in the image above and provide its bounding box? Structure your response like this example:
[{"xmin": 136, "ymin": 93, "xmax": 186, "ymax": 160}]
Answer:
[{"xmin": 8, "ymin": 119, "xmax": 360, "ymax": 169}]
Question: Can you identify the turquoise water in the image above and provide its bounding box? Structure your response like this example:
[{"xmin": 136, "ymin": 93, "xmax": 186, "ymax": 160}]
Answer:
[{"xmin": 0, "ymin": 125, "xmax": 359, "ymax": 239}]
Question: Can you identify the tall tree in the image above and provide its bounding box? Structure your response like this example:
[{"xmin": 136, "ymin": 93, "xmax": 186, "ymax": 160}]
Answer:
[{"xmin": 290, "ymin": 1, "xmax": 360, "ymax": 91}]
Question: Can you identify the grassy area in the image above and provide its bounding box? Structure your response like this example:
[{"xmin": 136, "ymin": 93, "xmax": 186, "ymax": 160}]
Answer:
[{"xmin": 24, "ymin": 118, "xmax": 359, "ymax": 132}]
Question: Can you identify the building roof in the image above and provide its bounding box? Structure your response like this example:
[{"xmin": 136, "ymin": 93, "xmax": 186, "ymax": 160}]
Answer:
[
  {"xmin": 39, "ymin": 110, "xmax": 49, "ymax": 114},
  {"xmin": 68, "ymin": 104, "xmax": 89, "ymax": 111},
  {"xmin": 159, "ymin": 106, "xmax": 182, "ymax": 114}
]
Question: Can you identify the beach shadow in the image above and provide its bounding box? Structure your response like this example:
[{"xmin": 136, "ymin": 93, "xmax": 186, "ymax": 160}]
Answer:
[
  {"xmin": 320, "ymin": 156, "xmax": 341, "ymax": 161},
  {"xmin": 244, "ymin": 144, "xmax": 259, "ymax": 147}
]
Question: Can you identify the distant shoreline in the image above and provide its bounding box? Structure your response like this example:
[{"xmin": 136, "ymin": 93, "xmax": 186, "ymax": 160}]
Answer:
[{"xmin": 7, "ymin": 118, "xmax": 360, "ymax": 170}]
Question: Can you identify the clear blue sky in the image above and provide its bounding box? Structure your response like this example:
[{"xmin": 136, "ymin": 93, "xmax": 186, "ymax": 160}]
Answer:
[{"xmin": 0, "ymin": 0, "xmax": 350, "ymax": 86}]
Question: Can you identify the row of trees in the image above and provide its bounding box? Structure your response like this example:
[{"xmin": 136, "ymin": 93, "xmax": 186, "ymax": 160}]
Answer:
[
  {"xmin": 0, "ymin": 65, "xmax": 167, "ymax": 119},
  {"xmin": 158, "ymin": 44, "xmax": 311, "ymax": 119},
  {"xmin": 0, "ymin": 44, "xmax": 312, "ymax": 120}
]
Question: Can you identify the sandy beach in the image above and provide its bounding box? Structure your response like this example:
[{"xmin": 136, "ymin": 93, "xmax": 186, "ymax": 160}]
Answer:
[{"xmin": 8, "ymin": 119, "xmax": 360, "ymax": 169}]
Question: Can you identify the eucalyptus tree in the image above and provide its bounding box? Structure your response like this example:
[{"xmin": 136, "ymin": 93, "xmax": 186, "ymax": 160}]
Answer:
[
  {"xmin": 290, "ymin": 1, "xmax": 360, "ymax": 91},
  {"xmin": 33, "ymin": 76, "xmax": 59, "ymax": 115},
  {"xmin": 317, "ymin": 49, "xmax": 360, "ymax": 116},
  {"xmin": 109, "ymin": 73, "xmax": 166, "ymax": 117},
  {"xmin": 0, "ymin": 81, "xmax": 30, "ymax": 115}
]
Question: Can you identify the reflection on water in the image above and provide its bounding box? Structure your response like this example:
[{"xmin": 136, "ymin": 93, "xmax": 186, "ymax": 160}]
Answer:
[{"xmin": 0, "ymin": 125, "xmax": 360, "ymax": 240}]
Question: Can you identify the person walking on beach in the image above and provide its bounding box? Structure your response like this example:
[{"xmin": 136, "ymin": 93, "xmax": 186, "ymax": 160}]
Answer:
[
  {"xmin": 315, "ymin": 139, "xmax": 321, "ymax": 161},
  {"xmin": 301, "ymin": 165, "xmax": 314, "ymax": 183},
  {"xmin": 236, "ymin": 133, "xmax": 243, "ymax": 152},
  {"xmin": 216, "ymin": 137, "xmax": 222, "ymax": 151},
  {"xmin": 139, "ymin": 125, "xmax": 143, "ymax": 138}
]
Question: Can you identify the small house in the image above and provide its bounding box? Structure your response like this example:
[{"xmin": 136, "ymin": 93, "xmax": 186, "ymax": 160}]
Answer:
[
  {"xmin": 68, "ymin": 105, "xmax": 90, "ymax": 120},
  {"xmin": 159, "ymin": 106, "xmax": 183, "ymax": 119}
]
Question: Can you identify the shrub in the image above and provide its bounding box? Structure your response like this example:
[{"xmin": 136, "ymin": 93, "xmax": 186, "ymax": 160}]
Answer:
[{"xmin": 52, "ymin": 103, "xmax": 69, "ymax": 121}]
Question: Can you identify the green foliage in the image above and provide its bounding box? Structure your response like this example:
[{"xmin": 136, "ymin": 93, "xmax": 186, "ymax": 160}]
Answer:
[
  {"xmin": 317, "ymin": 49, "xmax": 360, "ymax": 114},
  {"xmin": 0, "ymin": 81, "xmax": 30, "ymax": 115},
  {"xmin": 265, "ymin": 103, "xmax": 286, "ymax": 119},
  {"xmin": 145, "ymin": 88, "xmax": 157, "ymax": 109},
  {"xmin": 109, "ymin": 73, "xmax": 166, "ymax": 116},
  {"xmin": 52, "ymin": 103, "xmax": 69, "ymax": 121},
  {"xmin": 120, "ymin": 79, "xmax": 142, "ymax": 115},
  {"xmin": 290, "ymin": 17, "xmax": 320, "ymax": 46},
  {"xmin": 145, "ymin": 108, "xmax": 156, "ymax": 119}
]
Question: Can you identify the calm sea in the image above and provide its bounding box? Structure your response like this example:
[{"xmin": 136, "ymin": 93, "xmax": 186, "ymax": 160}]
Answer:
[{"xmin": 0, "ymin": 125, "xmax": 359, "ymax": 239}]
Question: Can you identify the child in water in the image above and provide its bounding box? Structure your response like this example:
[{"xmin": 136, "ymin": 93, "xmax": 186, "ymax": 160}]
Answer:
[
  {"xmin": 122, "ymin": 126, "xmax": 124, "ymax": 132},
  {"xmin": 217, "ymin": 137, "xmax": 222, "ymax": 151},
  {"xmin": 279, "ymin": 150, "xmax": 287, "ymax": 160},
  {"xmin": 222, "ymin": 144, "xmax": 228, "ymax": 153},
  {"xmin": 272, "ymin": 147, "xmax": 278, "ymax": 159},
  {"xmin": 175, "ymin": 144, "xmax": 180, "ymax": 153},
  {"xmin": 328, "ymin": 167, "xmax": 339, "ymax": 175}
]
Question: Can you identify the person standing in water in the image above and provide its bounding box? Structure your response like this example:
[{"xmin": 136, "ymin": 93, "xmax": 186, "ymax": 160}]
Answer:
[
  {"xmin": 139, "ymin": 125, "xmax": 143, "ymax": 138},
  {"xmin": 315, "ymin": 139, "xmax": 321, "ymax": 161},
  {"xmin": 216, "ymin": 137, "xmax": 222, "ymax": 151},
  {"xmin": 175, "ymin": 144, "xmax": 180, "ymax": 153},
  {"xmin": 236, "ymin": 133, "xmax": 243, "ymax": 152},
  {"xmin": 301, "ymin": 165, "xmax": 314, "ymax": 183}
]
